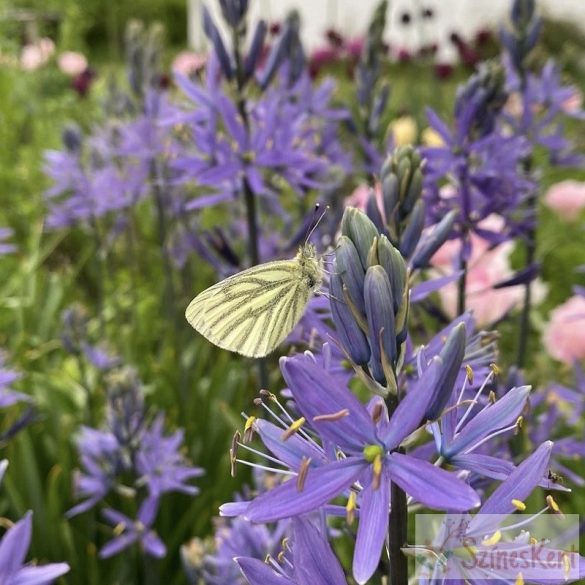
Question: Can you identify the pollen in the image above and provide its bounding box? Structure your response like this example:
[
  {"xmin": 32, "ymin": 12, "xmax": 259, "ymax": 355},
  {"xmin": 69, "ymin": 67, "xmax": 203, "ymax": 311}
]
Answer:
[
  {"xmin": 482, "ymin": 530, "xmax": 502, "ymax": 546},
  {"xmin": 465, "ymin": 364, "xmax": 474, "ymax": 384},
  {"xmin": 546, "ymin": 495, "xmax": 564, "ymax": 517},
  {"xmin": 372, "ymin": 454, "xmax": 383, "ymax": 490},
  {"xmin": 346, "ymin": 491, "xmax": 357, "ymax": 525},
  {"xmin": 281, "ymin": 417, "xmax": 306, "ymax": 441},
  {"xmin": 244, "ymin": 416, "xmax": 256, "ymax": 443},
  {"xmin": 296, "ymin": 456, "xmax": 311, "ymax": 491},
  {"xmin": 511, "ymin": 499, "xmax": 526, "ymax": 511},
  {"xmin": 515, "ymin": 573, "xmax": 524, "ymax": 585},
  {"xmin": 490, "ymin": 363, "xmax": 501, "ymax": 376}
]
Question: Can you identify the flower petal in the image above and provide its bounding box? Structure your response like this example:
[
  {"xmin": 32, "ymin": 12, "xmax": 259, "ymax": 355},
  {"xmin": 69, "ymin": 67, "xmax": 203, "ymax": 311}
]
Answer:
[
  {"xmin": 246, "ymin": 458, "xmax": 366, "ymax": 523},
  {"xmin": 353, "ymin": 472, "xmax": 391, "ymax": 584},
  {"xmin": 236, "ymin": 557, "xmax": 295, "ymax": 585},
  {"xmin": 388, "ymin": 453, "xmax": 480, "ymax": 511},
  {"xmin": 281, "ymin": 354, "xmax": 377, "ymax": 452},
  {"xmin": 292, "ymin": 518, "xmax": 347, "ymax": 585}
]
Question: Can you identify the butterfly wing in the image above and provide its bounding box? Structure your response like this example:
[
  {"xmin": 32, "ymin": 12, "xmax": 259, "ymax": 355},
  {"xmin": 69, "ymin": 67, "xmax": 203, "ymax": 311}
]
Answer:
[{"xmin": 185, "ymin": 259, "xmax": 312, "ymax": 358}]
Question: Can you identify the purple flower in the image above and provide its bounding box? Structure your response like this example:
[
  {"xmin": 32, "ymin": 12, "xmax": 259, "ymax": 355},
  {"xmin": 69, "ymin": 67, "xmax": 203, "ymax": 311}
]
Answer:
[
  {"xmin": 0, "ymin": 355, "xmax": 30, "ymax": 409},
  {"xmin": 236, "ymin": 517, "xmax": 347, "ymax": 585},
  {"xmin": 100, "ymin": 501, "xmax": 166, "ymax": 559},
  {"xmin": 0, "ymin": 511, "xmax": 69, "ymax": 584},
  {"xmin": 136, "ymin": 413, "xmax": 204, "ymax": 501},
  {"xmin": 0, "ymin": 228, "xmax": 16, "ymax": 255},
  {"xmin": 243, "ymin": 351, "xmax": 479, "ymax": 584}
]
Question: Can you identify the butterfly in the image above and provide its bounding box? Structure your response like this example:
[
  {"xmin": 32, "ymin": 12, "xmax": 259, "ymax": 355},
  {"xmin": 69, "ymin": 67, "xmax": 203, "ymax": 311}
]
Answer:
[{"xmin": 185, "ymin": 244, "xmax": 323, "ymax": 358}]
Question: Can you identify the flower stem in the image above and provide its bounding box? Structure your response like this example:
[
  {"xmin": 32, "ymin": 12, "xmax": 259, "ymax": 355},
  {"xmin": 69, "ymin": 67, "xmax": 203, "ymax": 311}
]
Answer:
[
  {"xmin": 385, "ymin": 393, "xmax": 408, "ymax": 585},
  {"xmin": 457, "ymin": 244, "xmax": 468, "ymax": 316},
  {"xmin": 517, "ymin": 164, "xmax": 537, "ymax": 368},
  {"xmin": 232, "ymin": 20, "xmax": 268, "ymax": 389},
  {"xmin": 389, "ymin": 470, "xmax": 408, "ymax": 585}
]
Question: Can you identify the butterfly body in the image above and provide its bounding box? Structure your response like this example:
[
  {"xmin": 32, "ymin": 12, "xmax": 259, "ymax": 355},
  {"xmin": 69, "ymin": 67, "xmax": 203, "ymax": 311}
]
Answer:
[{"xmin": 185, "ymin": 244, "xmax": 322, "ymax": 358}]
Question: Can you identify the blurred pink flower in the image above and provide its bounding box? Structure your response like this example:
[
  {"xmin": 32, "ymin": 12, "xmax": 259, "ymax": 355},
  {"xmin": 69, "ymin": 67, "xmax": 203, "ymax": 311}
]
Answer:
[
  {"xmin": 544, "ymin": 180, "xmax": 585, "ymax": 220},
  {"xmin": 344, "ymin": 183, "xmax": 382, "ymax": 212},
  {"xmin": 20, "ymin": 37, "xmax": 55, "ymax": 70},
  {"xmin": 58, "ymin": 51, "xmax": 88, "ymax": 76},
  {"xmin": 562, "ymin": 88, "xmax": 583, "ymax": 114},
  {"xmin": 543, "ymin": 296, "xmax": 585, "ymax": 364},
  {"xmin": 171, "ymin": 51, "xmax": 207, "ymax": 76},
  {"xmin": 432, "ymin": 215, "xmax": 546, "ymax": 326}
]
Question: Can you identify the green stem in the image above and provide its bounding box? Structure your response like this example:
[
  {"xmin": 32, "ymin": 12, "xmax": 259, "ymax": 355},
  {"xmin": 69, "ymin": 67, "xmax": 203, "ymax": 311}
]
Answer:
[
  {"xmin": 231, "ymin": 20, "xmax": 268, "ymax": 389},
  {"xmin": 385, "ymin": 393, "xmax": 408, "ymax": 585}
]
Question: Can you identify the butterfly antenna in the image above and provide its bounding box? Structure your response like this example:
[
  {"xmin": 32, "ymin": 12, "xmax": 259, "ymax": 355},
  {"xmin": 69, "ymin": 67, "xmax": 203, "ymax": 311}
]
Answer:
[{"xmin": 304, "ymin": 203, "xmax": 329, "ymax": 245}]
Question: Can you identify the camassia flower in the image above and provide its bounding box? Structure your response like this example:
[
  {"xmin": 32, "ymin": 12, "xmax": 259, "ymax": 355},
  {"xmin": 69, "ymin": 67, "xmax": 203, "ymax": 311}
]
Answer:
[
  {"xmin": 410, "ymin": 442, "xmax": 585, "ymax": 584},
  {"xmin": 233, "ymin": 349, "xmax": 480, "ymax": 584},
  {"xmin": 236, "ymin": 517, "xmax": 347, "ymax": 585},
  {"xmin": 0, "ymin": 511, "xmax": 70, "ymax": 584}
]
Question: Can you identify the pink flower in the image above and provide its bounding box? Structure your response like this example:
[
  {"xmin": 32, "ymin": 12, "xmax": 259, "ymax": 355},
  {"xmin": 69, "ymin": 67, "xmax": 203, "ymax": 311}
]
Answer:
[
  {"xmin": 543, "ymin": 296, "xmax": 585, "ymax": 364},
  {"xmin": 20, "ymin": 37, "xmax": 55, "ymax": 70},
  {"xmin": 344, "ymin": 183, "xmax": 382, "ymax": 213},
  {"xmin": 58, "ymin": 51, "xmax": 88, "ymax": 76},
  {"xmin": 562, "ymin": 88, "xmax": 583, "ymax": 114},
  {"xmin": 544, "ymin": 180, "xmax": 585, "ymax": 220},
  {"xmin": 431, "ymin": 215, "xmax": 546, "ymax": 326},
  {"xmin": 171, "ymin": 51, "xmax": 207, "ymax": 76}
]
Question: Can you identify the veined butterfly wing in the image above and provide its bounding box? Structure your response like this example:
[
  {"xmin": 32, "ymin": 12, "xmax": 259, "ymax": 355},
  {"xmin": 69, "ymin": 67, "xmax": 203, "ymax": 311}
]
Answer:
[{"xmin": 185, "ymin": 245, "xmax": 322, "ymax": 358}]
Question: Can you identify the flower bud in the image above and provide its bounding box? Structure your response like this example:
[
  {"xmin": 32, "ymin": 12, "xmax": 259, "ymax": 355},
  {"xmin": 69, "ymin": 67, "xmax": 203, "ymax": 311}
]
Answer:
[
  {"xmin": 336, "ymin": 236, "xmax": 366, "ymax": 315},
  {"xmin": 330, "ymin": 274, "xmax": 371, "ymax": 365},
  {"xmin": 244, "ymin": 20, "xmax": 267, "ymax": 80},
  {"xmin": 341, "ymin": 207, "xmax": 379, "ymax": 269},
  {"xmin": 399, "ymin": 199, "xmax": 425, "ymax": 258},
  {"xmin": 411, "ymin": 209, "xmax": 457, "ymax": 268},
  {"xmin": 377, "ymin": 235, "xmax": 406, "ymax": 313},
  {"xmin": 365, "ymin": 266, "xmax": 397, "ymax": 381},
  {"xmin": 425, "ymin": 322, "xmax": 466, "ymax": 420}
]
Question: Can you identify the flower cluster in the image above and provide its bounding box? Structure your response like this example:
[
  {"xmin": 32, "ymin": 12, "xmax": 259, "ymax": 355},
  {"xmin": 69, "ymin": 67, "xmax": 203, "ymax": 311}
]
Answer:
[{"xmin": 67, "ymin": 366, "xmax": 203, "ymax": 559}]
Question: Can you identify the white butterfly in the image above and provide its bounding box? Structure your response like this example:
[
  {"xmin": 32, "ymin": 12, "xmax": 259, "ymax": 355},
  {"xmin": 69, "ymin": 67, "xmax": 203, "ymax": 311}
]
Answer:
[{"xmin": 185, "ymin": 244, "xmax": 323, "ymax": 358}]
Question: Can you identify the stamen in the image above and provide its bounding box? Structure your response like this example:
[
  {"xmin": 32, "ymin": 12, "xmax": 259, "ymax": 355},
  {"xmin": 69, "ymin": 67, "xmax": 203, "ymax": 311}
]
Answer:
[
  {"xmin": 455, "ymin": 370, "xmax": 495, "ymax": 434},
  {"xmin": 511, "ymin": 499, "xmax": 526, "ymax": 511},
  {"xmin": 281, "ymin": 417, "xmax": 306, "ymax": 441},
  {"xmin": 371, "ymin": 402, "xmax": 384, "ymax": 424},
  {"xmin": 490, "ymin": 363, "xmax": 501, "ymax": 376},
  {"xmin": 372, "ymin": 454, "xmax": 382, "ymax": 490},
  {"xmin": 313, "ymin": 409, "xmax": 350, "ymax": 422},
  {"xmin": 465, "ymin": 364, "xmax": 474, "ymax": 384},
  {"xmin": 296, "ymin": 457, "xmax": 311, "ymax": 491},
  {"xmin": 546, "ymin": 495, "xmax": 565, "ymax": 518},
  {"xmin": 488, "ymin": 390, "xmax": 496, "ymax": 404},
  {"xmin": 230, "ymin": 431, "xmax": 240, "ymax": 477},
  {"xmin": 482, "ymin": 530, "xmax": 501, "ymax": 546},
  {"xmin": 463, "ymin": 420, "xmax": 520, "ymax": 454},
  {"xmin": 346, "ymin": 491, "xmax": 357, "ymax": 525},
  {"xmin": 563, "ymin": 553, "xmax": 571, "ymax": 579},
  {"xmin": 244, "ymin": 416, "xmax": 256, "ymax": 443},
  {"xmin": 515, "ymin": 573, "xmax": 524, "ymax": 585},
  {"xmin": 515, "ymin": 416, "xmax": 523, "ymax": 432},
  {"xmin": 235, "ymin": 459, "xmax": 296, "ymax": 476},
  {"xmin": 113, "ymin": 522, "xmax": 127, "ymax": 536}
]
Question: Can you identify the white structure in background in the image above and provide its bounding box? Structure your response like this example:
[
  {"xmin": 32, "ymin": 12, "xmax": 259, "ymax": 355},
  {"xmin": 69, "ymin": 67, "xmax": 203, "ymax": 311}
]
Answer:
[{"xmin": 188, "ymin": 0, "xmax": 585, "ymax": 63}]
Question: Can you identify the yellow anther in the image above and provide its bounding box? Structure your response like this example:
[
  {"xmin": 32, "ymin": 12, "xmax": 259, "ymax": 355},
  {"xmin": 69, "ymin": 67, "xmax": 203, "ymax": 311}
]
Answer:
[
  {"xmin": 490, "ymin": 363, "xmax": 501, "ymax": 376},
  {"xmin": 515, "ymin": 573, "xmax": 524, "ymax": 585},
  {"xmin": 372, "ymin": 454, "xmax": 383, "ymax": 490},
  {"xmin": 281, "ymin": 537, "xmax": 290, "ymax": 551},
  {"xmin": 281, "ymin": 417, "xmax": 306, "ymax": 441},
  {"xmin": 482, "ymin": 530, "xmax": 502, "ymax": 546},
  {"xmin": 488, "ymin": 390, "xmax": 497, "ymax": 404},
  {"xmin": 296, "ymin": 457, "xmax": 311, "ymax": 492},
  {"xmin": 244, "ymin": 416, "xmax": 256, "ymax": 432},
  {"xmin": 530, "ymin": 537, "xmax": 537, "ymax": 545},
  {"xmin": 516, "ymin": 416, "xmax": 524, "ymax": 429},
  {"xmin": 346, "ymin": 491, "xmax": 357, "ymax": 525},
  {"xmin": 113, "ymin": 522, "xmax": 127, "ymax": 537},
  {"xmin": 277, "ymin": 550, "xmax": 286, "ymax": 563},
  {"xmin": 546, "ymin": 495, "xmax": 564, "ymax": 517},
  {"xmin": 511, "ymin": 499, "xmax": 526, "ymax": 511},
  {"xmin": 563, "ymin": 553, "xmax": 571, "ymax": 578},
  {"xmin": 465, "ymin": 364, "xmax": 474, "ymax": 384}
]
